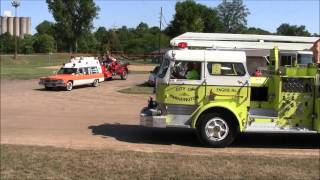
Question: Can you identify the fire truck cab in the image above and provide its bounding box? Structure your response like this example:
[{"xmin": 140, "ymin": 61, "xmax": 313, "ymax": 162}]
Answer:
[{"xmin": 140, "ymin": 33, "xmax": 320, "ymax": 147}]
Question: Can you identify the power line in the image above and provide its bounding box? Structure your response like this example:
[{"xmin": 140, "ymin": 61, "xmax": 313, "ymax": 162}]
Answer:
[
  {"xmin": 163, "ymin": 15, "xmax": 170, "ymax": 26},
  {"xmin": 161, "ymin": 21, "xmax": 166, "ymax": 29}
]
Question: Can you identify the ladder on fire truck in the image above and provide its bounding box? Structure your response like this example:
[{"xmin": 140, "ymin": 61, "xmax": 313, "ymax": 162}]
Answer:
[{"xmin": 170, "ymin": 32, "xmax": 318, "ymax": 51}]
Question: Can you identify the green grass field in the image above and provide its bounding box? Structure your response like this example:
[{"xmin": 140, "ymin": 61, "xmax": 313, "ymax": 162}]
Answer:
[
  {"xmin": 0, "ymin": 54, "xmax": 155, "ymax": 79},
  {"xmin": 0, "ymin": 54, "xmax": 69, "ymax": 79},
  {"xmin": 1, "ymin": 144, "xmax": 319, "ymax": 180}
]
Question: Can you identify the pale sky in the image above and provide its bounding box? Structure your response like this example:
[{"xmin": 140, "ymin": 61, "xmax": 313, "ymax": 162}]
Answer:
[{"xmin": 1, "ymin": 0, "xmax": 319, "ymax": 34}]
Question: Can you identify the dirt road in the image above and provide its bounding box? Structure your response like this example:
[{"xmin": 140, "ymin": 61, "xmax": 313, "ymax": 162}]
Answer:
[{"xmin": 1, "ymin": 74, "xmax": 319, "ymax": 157}]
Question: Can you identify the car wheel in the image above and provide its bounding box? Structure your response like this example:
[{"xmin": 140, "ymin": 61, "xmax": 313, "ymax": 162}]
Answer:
[
  {"xmin": 45, "ymin": 86, "xmax": 52, "ymax": 90},
  {"xmin": 120, "ymin": 71, "xmax": 127, "ymax": 80},
  {"xmin": 92, "ymin": 79, "xmax": 99, "ymax": 87},
  {"xmin": 197, "ymin": 112, "xmax": 236, "ymax": 147},
  {"xmin": 66, "ymin": 81, "xmax": 73, "ymax": 91}
]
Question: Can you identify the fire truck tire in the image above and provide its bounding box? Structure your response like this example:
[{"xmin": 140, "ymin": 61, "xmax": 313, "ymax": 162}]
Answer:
[
  {"xmin": 92, "ymin": 79, "xmax": 99, "ymax": 87},
  {"xmin": 121, "ymin": 71, "xmax": 127, "ymax": 80},
  {"xmin": 197, "ymin": 112, "xmax": 236, "ymax": 147},
  {"xmin": 66, "ymin": 81, "xmax": 73, "ymax": 91}
]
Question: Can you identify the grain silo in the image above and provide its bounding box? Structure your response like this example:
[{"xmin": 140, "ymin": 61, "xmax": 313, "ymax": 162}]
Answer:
[
  {"xmin": 26, "ymin": 17, "xmax": 31, "ymax": 35},
  {"xmin": 14, "ymin": 17, "xmax": 20, "ymax": 36},
  {"xmin": 20, "ymin": 17, "xmax": 27, "ymax": 37},
  {"xmin": 0, "ymin": 16, "xmax": 8, "ymax": 34},
  {"xmin": 7, "ymin": 17, "xmax": 14, "ymax": 35},
  {"xmin": 0, "ymin": 15, "xmax": 31, "ymax": 37}
]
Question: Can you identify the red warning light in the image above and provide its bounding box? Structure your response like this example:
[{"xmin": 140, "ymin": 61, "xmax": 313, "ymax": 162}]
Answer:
[{"xmin": 178, "ymin": 42, "xmax": 188, "ymax": 48}]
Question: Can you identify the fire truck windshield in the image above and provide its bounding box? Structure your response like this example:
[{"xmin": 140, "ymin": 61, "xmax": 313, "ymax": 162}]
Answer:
[{"xmin": 58, "ymin": 68, "xmax": 78, "ymax": 74}]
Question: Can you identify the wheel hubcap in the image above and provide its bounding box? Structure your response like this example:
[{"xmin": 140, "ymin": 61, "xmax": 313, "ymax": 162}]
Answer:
[
  {"xmin": 205, "ymin": 117, "xmax": 229, "ymax": 141},
  {"xmin": 67, "ymin": 83, "xmax": 72, "ymax": 90}
]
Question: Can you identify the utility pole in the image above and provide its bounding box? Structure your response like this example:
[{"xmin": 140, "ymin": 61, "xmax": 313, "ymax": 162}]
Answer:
[
  {"xmin": 158, "ymin": 7, "xmax": 162, "ymax": 64},
  {"xmin": 11, "ymin": 0, "xmax": 20, "ymax": 59}
]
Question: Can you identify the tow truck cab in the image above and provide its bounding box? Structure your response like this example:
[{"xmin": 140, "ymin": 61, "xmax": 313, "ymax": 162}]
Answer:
[{"xmin": 140, "ymin": 47, "xmax": 319, "ymax": 147}]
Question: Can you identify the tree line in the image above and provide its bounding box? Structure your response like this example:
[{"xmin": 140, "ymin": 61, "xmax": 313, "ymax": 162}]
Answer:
[{"xmin": 0, "ymin": 0, "xmax": 318, "ymax": 54}]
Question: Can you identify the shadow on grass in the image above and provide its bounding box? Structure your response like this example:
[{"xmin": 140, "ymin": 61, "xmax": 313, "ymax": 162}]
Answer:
[
  {"xmin": 118, "ymin": 82, "xmax": 154, "ymax": 94},
  {"xmin": 88, "ymin": 123, "xmax": 320, "ymax": 149},
  {"xmin": 89, "ymin": 123, "xmax": 200, "ymax": 147},
  {"xmin": 137, "ymin": 82, "xmax": 153, "ymax": 87}
]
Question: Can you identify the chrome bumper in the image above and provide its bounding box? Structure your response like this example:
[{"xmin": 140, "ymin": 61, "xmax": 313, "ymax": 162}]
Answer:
[
  {"xmin": 140, "ymin": 107, "xmax": 166, "ymax": 128},
  {"xmin": 39, "ymin": 81, "xmax": 65, "ymax": 87}
]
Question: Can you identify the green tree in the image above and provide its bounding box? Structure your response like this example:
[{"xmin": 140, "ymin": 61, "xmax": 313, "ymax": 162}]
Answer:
[
  {"xmin": 202, "ymin": 7, "xmax": 223, "ymax": 33},
  {"xmin": 77, "ymin": 33, "xmax": 99, "ymax": 53},
  {"xmin": 36, "ymin": 20, "xmax": 55, "ymax": 36},
  {"xmin": 165, "ymin": 0, "xmax": 222, "ymax": 37},
  {"xmin": 276, "ymin": 23, "xmax": 311, "ymax": 36},
  {"xmin": 245, "ymin": 27, "xmax": 271, "ymax": 35},
  {"xmin": 95, "ymin": 27, "xmax": 108, "ymax": 42},
  {"xmin": 0, "ymin": 32, "xmax": 15, "ymax": 53},
  {"xmin": 46, "ymin": 0, "xmax": 100, "ymax": 52},
  {"xmin": 107, "ymin": 30, "xmax": 122, "ymax": 52},
  {"xmin": 117, "ymin": 26, "xmax": 134, "ymax": 43},
  {"xmin": 33, "ymin": 34, "xmax": 55, "ymax": 53},
  {"xmin": 136, "ymin": 22, "xmax": 149, "ymax": 37},
  {"xmin": 149, "ymin": 26, "xmax": 160, "ymax": 35},
  {"xmin": 93, "ymin": 23, "xmax": 170, "ymax": 55},
  {"xmin": 94, "ymin": 27, "xmax": 109, "ymax": 53},
  {"xmin": 19, "ymin": 34, "xmax": 34, "ymax": 54},
  {"xmin": 217, "ymin": 0, "xmax": 250, "ymax": 33},
  {"xmin": 312, "ymin": 33, "xmax": 319, "ymax": 37}
]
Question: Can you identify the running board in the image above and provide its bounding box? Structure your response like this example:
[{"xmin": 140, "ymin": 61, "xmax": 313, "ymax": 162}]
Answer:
[
  {"xmin": 248, "ymin": 108, "xmax": 278, "ymax": 119},
  {"xmin": 245, "ymin": 129, "xmax": 317, "ymax": 134},
  {"xmin": 245, "ymin": 122, "xmax": 317, "ymax": 133}
]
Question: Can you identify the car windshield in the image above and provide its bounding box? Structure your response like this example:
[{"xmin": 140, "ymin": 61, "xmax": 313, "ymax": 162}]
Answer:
[{"xmin": 58, "ymin": 68, "xmax": 77, "ymax": 74}]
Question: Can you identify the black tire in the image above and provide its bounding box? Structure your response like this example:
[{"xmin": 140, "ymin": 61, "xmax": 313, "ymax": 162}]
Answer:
[
  {"xmin": 66, "ymin": 81, "xmax": 73, "ymax": 91},
  {"xmin": 44, "ymin": 86, "xmax": 52, "ymax": 90},
  {"xmin": 92, "ymin": 79, "xmax": 99, "ymax": 87},
  {"xmin": 197, "ymin": 112, "xmax": 236, "ymax": 148},
  {"xmin": 120, "ymin": 71, "xmax": 127, "ymax": 80}
]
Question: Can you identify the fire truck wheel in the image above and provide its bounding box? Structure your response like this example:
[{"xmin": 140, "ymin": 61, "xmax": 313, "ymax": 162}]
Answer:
[
  {"xmin": 197, "ymin": 112, "xmax": 236, "ymax": 148},
  {"xmin": 92, "ymin": 79, "xmax": 99, "ymax": 87},
  {"xmin": 66, "ymin": 81, "xmax": 73, "ymax": 91},
  {"xmin": 120, "ymin": 71, "xmax": 127, "ymax": 80}
]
